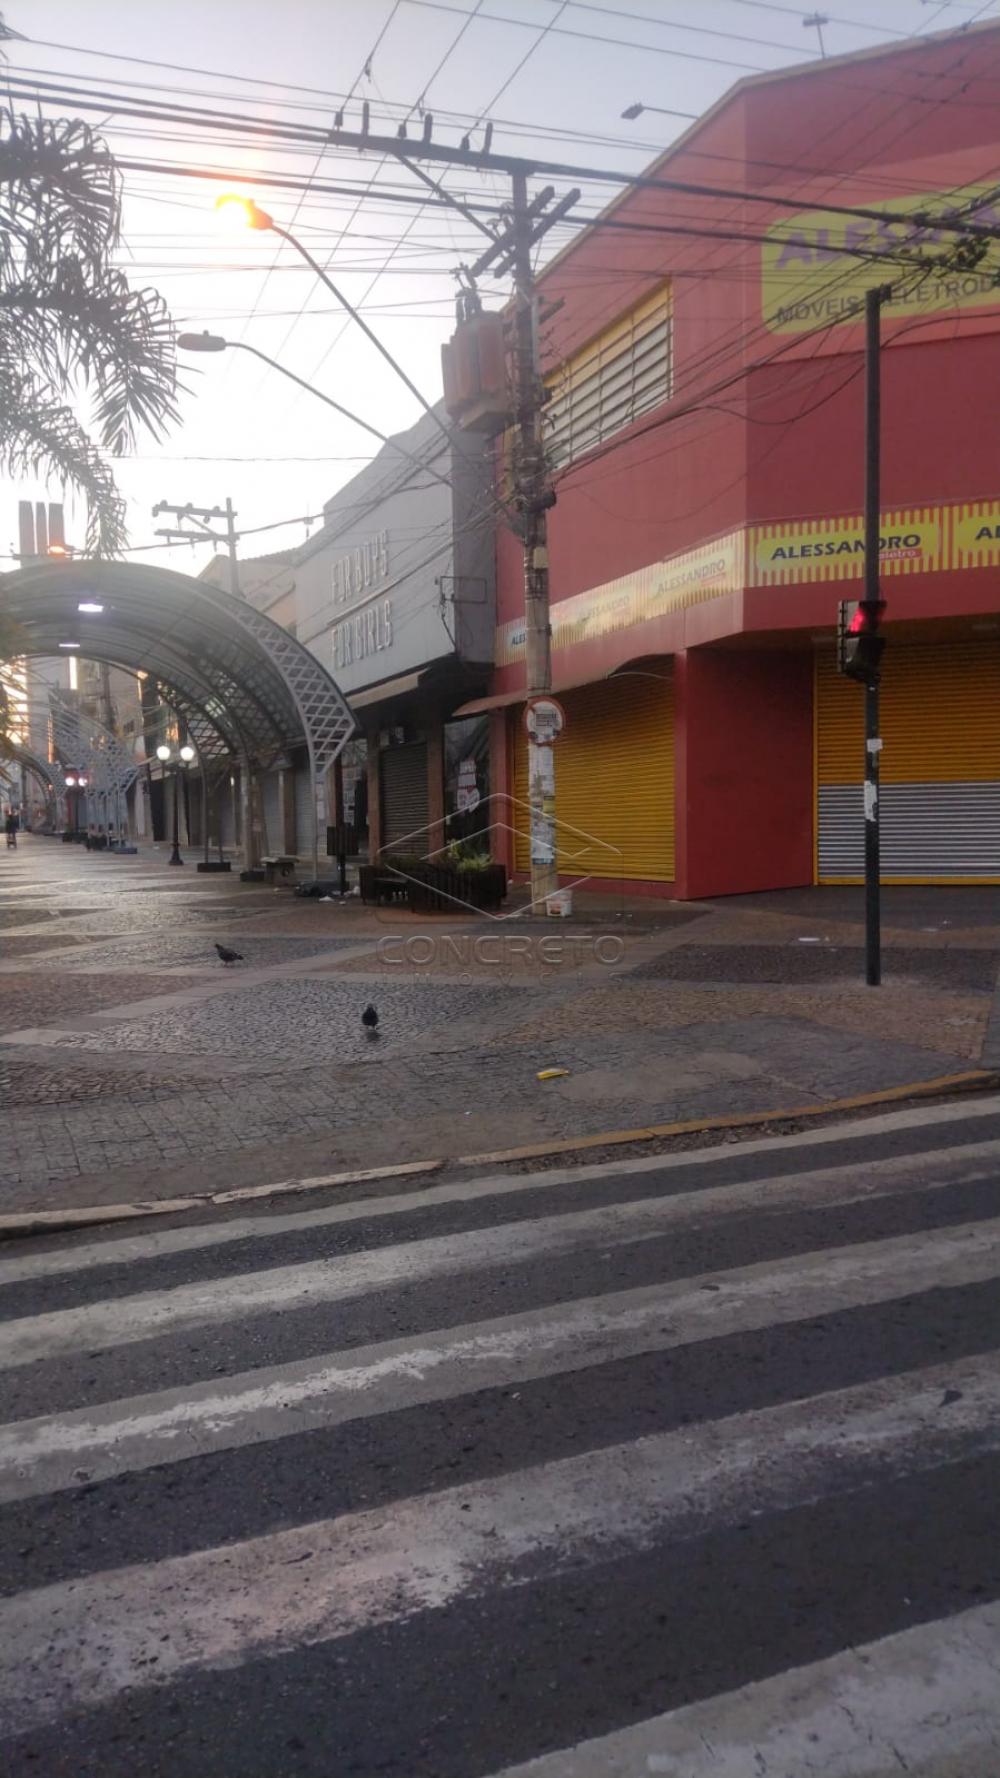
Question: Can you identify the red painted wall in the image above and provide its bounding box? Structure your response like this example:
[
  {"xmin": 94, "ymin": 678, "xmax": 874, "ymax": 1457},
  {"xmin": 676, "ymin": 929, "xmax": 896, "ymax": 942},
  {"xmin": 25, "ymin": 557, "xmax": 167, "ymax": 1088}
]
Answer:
[
  {"xmin": 490, "ymin": 22, "xmax": 1000, "ymax": 897},
  {"xmin": 494, "ymin": 22, "xmax": 1000, "ymax": 648},
  {"xmin": 674, "ymin": 649, "xmax": 814, "ymax": 899}
]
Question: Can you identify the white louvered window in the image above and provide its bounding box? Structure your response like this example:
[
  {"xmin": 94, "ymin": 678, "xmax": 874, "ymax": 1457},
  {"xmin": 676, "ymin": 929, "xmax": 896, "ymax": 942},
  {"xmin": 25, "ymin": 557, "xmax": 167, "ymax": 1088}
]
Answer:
[{"xmin": 543, "ymin": 287, "xmax": 672, "ymax": 472}]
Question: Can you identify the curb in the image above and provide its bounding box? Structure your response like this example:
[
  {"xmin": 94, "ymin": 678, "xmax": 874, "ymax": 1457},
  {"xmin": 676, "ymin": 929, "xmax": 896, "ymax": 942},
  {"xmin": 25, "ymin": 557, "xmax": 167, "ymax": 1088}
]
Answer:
[
  {"xmin": 0, "ymin": 1160, "xmax": 442, "ymax": 1242},
  {"xmin": 455, "ymin": 1068, "xmax": 1000, "ymax": 1166},
  {"xmin": 1, "ymin": 1068, "xmax": 996, "ymax": 1244}
]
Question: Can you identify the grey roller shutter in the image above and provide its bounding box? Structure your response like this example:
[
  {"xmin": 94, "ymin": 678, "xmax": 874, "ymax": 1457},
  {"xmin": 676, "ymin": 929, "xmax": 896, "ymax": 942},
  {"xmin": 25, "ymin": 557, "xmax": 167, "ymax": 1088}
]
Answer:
[{"xmin": 380, "ymin": 742, "xmax": 429, "ymax": 852}]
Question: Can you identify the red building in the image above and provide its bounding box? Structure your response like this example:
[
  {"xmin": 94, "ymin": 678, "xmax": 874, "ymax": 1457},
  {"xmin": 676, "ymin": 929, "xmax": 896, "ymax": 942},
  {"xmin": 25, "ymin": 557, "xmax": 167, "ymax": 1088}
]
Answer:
[{"xmin": 469, "ymin": 19, "xmax": 1000, "ymax": 897}]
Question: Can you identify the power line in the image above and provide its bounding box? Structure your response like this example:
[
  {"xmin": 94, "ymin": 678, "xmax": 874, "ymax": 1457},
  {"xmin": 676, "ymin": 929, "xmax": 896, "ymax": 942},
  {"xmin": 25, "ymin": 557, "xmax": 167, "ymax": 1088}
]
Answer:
[
  {"xmin": 230, "ymin": 0, "xmax": 406, "ymax": 389},
  {"xmin": 12, "ymin": 72, "xmax": 1000, "ymax": 248},
  {"xmin": 397, "ymin": 0, "xmax": 811, "ymax": 72},
  {"xmin": 273, "ymin": 0, "xmax": 500, "ymax": 419}
]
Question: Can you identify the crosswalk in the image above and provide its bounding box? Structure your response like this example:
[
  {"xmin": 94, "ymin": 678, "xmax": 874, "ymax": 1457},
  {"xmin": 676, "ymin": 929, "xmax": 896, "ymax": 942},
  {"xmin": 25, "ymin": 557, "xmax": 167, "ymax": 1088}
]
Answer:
[{"xmin": 1, "ymin": 1096, "xmax": 999, "ymax": 1774}]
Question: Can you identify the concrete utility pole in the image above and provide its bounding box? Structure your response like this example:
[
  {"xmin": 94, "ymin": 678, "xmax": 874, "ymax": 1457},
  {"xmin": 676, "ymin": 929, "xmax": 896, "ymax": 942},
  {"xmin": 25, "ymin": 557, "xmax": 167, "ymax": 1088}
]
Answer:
[
  {"xmin": 467, "ymin": 176, "xmax": 578, "ymax": 913},
  {"xmin": 510, "ymin": 170, "xmax": 556, "ymax": 910},
  {"xmin": 150, "ymin": 499, "xmax": 241, "ymax": 595}
]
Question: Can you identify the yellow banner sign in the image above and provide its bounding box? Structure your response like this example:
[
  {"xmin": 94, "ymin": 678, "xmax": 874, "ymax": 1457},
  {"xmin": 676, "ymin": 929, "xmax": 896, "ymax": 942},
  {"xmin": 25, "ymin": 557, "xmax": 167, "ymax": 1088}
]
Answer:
[
  {"xmin": 761, "ymin": 184, "xmax": 1000, "ymax": 336},
  {"xmin": 750, "ymin": 508, "xmax": 943, "ymax": 585},
  {"xmin": 494, "ymin": 531, "xmax": 743, "ymax": 664},
  {"xmin": 494, "ymin": 496, "xmax": 1000, "ymax": 664},
  {"xmin": 952, "ymin": 501, "xmax": 1000, "ymax": 568}
]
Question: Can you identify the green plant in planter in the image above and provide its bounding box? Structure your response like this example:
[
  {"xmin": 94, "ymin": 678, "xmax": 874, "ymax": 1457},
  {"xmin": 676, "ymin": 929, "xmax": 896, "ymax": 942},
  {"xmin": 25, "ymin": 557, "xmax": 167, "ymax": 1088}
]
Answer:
[{"xmin": 444, "ymin": 839, "xmax": 492, "ymax": 872}]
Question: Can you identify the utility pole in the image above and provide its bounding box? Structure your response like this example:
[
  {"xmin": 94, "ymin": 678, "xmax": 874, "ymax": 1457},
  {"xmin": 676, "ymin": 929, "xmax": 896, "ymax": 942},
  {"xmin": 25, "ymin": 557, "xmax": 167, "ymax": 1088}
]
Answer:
[
  {"xmin": 465, "ymin": 176, "xmax": 578, "ymax": 914},
  {"xmin": 511, "ymin": 169, "xmax": 556, "ymax": 911},
  {"xmin": 151, "ymin": 499, "xmax": 241, "ymax": 595}
]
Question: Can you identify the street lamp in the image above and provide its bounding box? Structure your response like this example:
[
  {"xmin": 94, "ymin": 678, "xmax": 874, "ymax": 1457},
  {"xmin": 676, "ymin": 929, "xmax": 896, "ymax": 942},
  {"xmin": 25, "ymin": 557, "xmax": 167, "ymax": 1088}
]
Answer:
[
  {"xmin": 63, "ymin": 772, "xmax": 88, "ymax": 837},
  {"xmin": 177, "ymin": 332, "xmax": 452, "ymax": 491},
  {"xmin": 620, "ymin": 102, "xmax": 697, "ymax": 121},
  {"xmin": 209, "ymin": 193, "xmax": 449, "ymax": 450},
  {"xmin": 156, "ymin": 743, "xmax": 196, "ymax": 865}
]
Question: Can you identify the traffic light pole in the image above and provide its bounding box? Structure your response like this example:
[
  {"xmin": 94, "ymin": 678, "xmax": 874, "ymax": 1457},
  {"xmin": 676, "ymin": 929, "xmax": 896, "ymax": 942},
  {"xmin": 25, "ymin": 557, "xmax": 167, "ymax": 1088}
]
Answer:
[{"xmin": 864, "ymin": 286, "xmax": 883, "ymax": 988}]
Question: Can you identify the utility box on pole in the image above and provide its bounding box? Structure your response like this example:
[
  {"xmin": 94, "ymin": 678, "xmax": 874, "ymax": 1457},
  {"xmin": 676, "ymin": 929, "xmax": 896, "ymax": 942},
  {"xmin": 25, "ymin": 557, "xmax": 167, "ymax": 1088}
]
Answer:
[{"xmin": 441, "ymin": 306, "xmax": 509, "ymax": 436}]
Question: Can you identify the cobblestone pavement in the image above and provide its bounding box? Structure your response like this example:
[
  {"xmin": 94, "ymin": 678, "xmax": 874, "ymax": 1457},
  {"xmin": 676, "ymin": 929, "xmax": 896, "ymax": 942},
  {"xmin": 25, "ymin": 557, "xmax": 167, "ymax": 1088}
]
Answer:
[{"xmin": 1, "ymin": 837, "xmax": 999, "ymax": 1211}]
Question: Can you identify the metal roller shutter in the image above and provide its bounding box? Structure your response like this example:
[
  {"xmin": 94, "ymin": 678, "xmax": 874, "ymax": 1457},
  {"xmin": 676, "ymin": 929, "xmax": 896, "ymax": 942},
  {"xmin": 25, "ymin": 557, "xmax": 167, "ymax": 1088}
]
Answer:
[
  {"xmin": 261, "ymin": 770, "xmax": 281, "ymax": 854},
  {"xmin": 816, "ymin": 639, "xmax": 1000, "ymax": 882},
  {"xmin": 294, "ymin": 758, "xmax": 314, "ymax": 859},
  {"xmin": 380, "ymin": 742, "xmax": 429, "ymax": 852},
  {"xmin": 513, "ymin": 670, "xmax": 674, "ymax": 882},
  {"xmin": 218, "ymin": 775, "xmax": 236, "ymax": 852}
]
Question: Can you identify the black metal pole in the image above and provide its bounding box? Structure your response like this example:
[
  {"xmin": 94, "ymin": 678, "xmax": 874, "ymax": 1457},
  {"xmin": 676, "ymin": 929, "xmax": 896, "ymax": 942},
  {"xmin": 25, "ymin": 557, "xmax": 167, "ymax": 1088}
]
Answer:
[
  {"xmin": 864, "ymin": 286, "xmax": 882, "ymax": 987},
  {"xmin": 169, "ymin": 765, "xmax": 184, "ymax": 865}
]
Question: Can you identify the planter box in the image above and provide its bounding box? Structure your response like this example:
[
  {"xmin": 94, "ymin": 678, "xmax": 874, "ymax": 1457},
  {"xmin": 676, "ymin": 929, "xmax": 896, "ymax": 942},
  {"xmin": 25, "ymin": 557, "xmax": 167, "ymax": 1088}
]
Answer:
[
  {"xmin": 197, "ymin": 860, "xmax": 232, "ymax": 873},
  {"xmin": 361, "ymin": 858, "xmax": 507, "ymax": 913},
  {"xmin": 405, "ymin": 862, "xmax": 507, "ymax": 913}
]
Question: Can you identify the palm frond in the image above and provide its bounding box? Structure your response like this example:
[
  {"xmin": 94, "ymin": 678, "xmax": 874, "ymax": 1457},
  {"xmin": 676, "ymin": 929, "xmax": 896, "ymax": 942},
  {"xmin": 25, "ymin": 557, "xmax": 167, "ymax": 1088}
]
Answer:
[
  {"xmin": 1, "ymin": 257, "xmax": 179, "ymax": 451},
  {"xmin": 0, "ymin": 366, "xmax": 129, "ymax": 556},
  {"xmin": 0, "ymin": 103, "xmax": 180, "ymax": 551},
  {"xmin": 0, "ymin": 111, "xmax": 120, "ymax": 271}
]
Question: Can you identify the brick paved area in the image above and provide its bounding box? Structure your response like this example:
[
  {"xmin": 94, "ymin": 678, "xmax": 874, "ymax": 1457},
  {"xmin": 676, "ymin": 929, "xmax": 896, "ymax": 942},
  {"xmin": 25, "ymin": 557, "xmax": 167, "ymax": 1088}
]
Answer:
[{"xmin": 2, "ymin": 836, "xmax": 999, "ymax": 1213}]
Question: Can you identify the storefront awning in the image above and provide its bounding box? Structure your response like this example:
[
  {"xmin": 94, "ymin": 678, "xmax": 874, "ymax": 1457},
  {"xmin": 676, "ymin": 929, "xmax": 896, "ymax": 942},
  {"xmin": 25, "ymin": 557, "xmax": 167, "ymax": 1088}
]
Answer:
[
  {"xmin": 453, "ymin": 687, "xmax": 525, "ymax": 716},
  {"xmin": 454, "ymin": 660, "xmax": 663, "ymax": 718},
  {"xmin": 350, "ymin": 670, "xmax": 429, "ymax": 710}
]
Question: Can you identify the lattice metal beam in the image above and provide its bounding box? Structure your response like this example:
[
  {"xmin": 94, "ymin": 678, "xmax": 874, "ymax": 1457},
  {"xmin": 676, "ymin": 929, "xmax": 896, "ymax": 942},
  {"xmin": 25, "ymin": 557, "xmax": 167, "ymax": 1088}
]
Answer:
[{"xmin": 2, "ymin": 561, "xmax": 359, "ymax": 874}]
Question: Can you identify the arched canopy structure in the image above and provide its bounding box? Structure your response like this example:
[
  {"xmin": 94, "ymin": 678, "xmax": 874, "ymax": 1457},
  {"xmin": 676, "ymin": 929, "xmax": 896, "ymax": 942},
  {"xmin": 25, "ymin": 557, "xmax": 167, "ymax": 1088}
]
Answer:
[
  {"xmin": 0, "ymin": 739, "xmax": 60, "ymax": 796},
  {"xmin": 0, "ymin": 560, "xmax": 356, "ymax": 868}
]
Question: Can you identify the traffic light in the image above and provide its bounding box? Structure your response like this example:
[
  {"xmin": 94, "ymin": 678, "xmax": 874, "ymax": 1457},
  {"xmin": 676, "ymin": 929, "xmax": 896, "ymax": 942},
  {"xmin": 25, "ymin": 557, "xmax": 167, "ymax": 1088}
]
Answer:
[{"xmin": 837, "ymin": 598, "xmax": 885, "ymax": 684}]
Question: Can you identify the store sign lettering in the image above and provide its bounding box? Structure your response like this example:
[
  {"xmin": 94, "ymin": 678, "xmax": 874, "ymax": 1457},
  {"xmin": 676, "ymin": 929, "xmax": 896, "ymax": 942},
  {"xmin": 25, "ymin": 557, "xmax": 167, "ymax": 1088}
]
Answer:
[
  {"xmin": 332, "ymin": 599, "xmax": 394, "ymax": 670},
  {"xmin": 332, "ymin": 529, "xmax": 389, "ymax": 606},
  {"xmin": 769, "ymin": 532, "xmax": 923, "ymax": 562},
  {"xmin": 761, "ymin": 183, "xmax": 1000, "ymax": 335}
]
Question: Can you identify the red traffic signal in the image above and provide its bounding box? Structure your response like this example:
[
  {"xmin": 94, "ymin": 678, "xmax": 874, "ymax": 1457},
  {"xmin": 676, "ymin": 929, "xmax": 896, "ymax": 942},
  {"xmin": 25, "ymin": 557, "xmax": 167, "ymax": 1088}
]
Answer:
[{"xmin": 838, "ymin": 598, "xmax": 885, "ymax": 683}]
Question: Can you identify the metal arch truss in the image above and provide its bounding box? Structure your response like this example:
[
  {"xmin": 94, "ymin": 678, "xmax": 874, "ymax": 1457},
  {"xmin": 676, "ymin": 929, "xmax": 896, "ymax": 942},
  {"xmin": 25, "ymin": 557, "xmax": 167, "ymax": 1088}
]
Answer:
[
  {"xmin": 0, "ymin": 742, "xmax": 57, "ymax": 791},
  {"xmin": 49, "ymin": 691, "xmax": 141, "ymax": 836},
  {"xmin": 0, "ymin": 741, "xmax": 60, "ymax": 809},
  {"xmin": 206, "ymin": 593, "xmax": 357, "ymax": 874},
  {"xmin": 1, "ymin": 562, "xmax": 358, "ymax": 875}
]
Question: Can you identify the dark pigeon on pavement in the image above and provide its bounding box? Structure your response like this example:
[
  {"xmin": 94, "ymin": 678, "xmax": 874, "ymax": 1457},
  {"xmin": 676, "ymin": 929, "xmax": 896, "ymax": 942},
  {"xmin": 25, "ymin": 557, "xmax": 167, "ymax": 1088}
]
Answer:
[
  {"xmin": 362, "ymin": 1003, "xmax": 379, "ymax": 1039},
  {"xmin": 214, "ymin": 943, "xmax": 244, "ymax": 965}
]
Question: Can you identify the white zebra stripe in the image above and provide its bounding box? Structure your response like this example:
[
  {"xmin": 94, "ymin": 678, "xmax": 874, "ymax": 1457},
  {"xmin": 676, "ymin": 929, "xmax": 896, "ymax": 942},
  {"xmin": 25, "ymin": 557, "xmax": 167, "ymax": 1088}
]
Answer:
[
  {"xmin": 4, "ymin": 1093, "xmax": 998, "ymax": 1288},
  {"xmin": 491, "ymin": 1598, "xmax": 1000, "ymax": 1777},
  {"xmin": 2, "ymin": 1353, "xmax": 998, "ymax": 1736},
  {"xmin": 0, "ymin": 1145, "xmax": 990, "ymax": 1371},
  {"xmin": 0, "ymin": 1215, "xmax": 997, "ymax": 1502}
]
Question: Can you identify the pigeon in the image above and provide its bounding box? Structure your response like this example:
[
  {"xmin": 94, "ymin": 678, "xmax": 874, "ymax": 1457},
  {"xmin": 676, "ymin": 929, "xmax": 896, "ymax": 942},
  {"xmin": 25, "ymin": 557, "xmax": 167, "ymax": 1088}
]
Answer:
[
  {"xmin": 214, "ymin": 942, "xmax": 244, "ymax": 965},
  {"xmin": 362, "ymin": 1003, "xmax": 379, "ymax": 1039}
]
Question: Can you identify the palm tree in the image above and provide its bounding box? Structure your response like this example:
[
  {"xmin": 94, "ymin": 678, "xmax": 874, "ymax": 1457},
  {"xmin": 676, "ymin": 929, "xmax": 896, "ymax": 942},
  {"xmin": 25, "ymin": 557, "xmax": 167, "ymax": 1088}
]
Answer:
[{"xmin": 1, "ymin": 26, "xmax": 179, "ymax": 555}]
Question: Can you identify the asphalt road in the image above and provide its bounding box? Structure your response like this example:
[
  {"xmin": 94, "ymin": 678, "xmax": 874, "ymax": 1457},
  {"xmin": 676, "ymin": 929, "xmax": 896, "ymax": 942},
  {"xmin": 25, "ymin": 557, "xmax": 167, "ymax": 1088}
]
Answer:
[{"xmin": 1, "ymin": 1097, "xmax": 999, "ymax": 1775}]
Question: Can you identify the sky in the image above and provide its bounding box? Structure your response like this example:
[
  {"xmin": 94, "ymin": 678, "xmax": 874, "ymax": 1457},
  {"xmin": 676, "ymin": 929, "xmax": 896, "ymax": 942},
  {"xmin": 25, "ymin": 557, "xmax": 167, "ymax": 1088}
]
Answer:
[{"xmin": 4, "ymin": 0, "xmax": 995, "ymax": 577}]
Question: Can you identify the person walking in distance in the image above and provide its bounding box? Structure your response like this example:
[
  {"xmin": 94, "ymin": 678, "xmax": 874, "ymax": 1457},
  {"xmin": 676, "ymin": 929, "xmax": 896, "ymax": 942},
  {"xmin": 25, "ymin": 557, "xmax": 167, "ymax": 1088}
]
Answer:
[{"xmin": 4, "ymin": 808, "xmax": 18, "ymax": 849}]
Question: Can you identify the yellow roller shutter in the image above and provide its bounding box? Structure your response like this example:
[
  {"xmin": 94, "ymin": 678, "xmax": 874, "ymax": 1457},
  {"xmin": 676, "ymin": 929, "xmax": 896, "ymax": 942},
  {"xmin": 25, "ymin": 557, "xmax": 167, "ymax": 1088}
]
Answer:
[
  {"xmin": 816, "ymin": 639, "xmax": 1000, "ymax": 882},
  {"xmin": 513, "ymin": 671, "xmax": 674, "ymax": 882}
]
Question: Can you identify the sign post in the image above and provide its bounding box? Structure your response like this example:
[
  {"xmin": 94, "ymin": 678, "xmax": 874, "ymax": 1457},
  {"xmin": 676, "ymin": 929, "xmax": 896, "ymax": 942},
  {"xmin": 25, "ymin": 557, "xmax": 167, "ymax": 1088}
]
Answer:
[
  {"xmin": 863, "ymin": 286, "xmax": 889, "ymax": 988},
  {"xmin": 524, "ymin": 697, "xmax": 565, "ymax": 908}
]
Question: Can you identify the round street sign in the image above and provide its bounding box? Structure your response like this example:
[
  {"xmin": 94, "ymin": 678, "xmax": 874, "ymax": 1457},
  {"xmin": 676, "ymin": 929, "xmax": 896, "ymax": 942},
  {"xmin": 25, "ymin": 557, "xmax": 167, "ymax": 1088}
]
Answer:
[{"xmin": 524, "ymin": 696, "xmax": 566, "ymax": 743}]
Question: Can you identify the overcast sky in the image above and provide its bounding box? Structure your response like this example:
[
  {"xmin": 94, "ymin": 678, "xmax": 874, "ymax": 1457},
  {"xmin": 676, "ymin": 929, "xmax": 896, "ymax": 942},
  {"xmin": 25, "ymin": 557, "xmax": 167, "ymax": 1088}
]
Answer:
[{"xmin": 4, "ymin": 0, "xmax": 992, "ymax": 576}]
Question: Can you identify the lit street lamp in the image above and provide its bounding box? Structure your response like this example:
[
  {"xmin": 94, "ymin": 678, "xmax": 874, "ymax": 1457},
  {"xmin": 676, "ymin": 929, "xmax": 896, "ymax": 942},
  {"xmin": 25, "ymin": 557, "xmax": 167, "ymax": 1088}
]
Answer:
[
  {"xmin": 212, "ymin": 195, "xmax": 436, "ymax": 423},
  {"xmin": 156, "ymin": 743, "xmax": 196, "ymax": 866},
  {"xmin": 63, "ymin": 771, "xmax": 88, "ymax": 838}
]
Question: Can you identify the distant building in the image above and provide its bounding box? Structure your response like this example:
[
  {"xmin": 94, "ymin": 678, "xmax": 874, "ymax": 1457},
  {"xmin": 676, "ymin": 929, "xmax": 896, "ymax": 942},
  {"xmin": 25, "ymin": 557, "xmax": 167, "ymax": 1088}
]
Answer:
[{"xmin": 211, "ymin": 404, "xmax": 495, "ymax": 862}]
